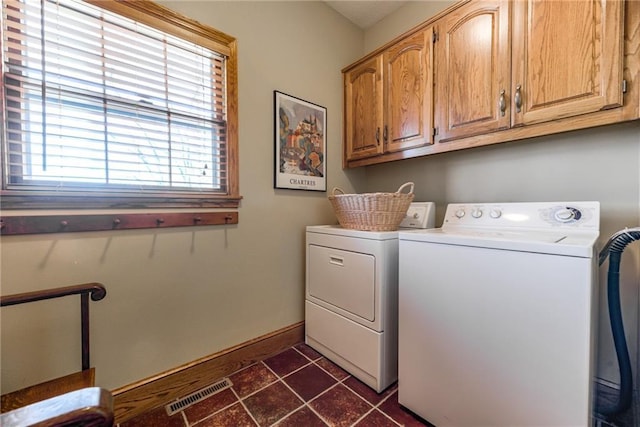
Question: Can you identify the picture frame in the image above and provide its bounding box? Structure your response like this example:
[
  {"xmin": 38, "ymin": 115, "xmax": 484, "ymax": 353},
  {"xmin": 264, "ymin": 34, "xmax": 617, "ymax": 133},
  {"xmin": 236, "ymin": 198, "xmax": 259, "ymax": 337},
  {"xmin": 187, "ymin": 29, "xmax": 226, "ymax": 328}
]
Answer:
[{"xmin": 274, "ymin": 91, "xmax": 327, "ymax": 191}]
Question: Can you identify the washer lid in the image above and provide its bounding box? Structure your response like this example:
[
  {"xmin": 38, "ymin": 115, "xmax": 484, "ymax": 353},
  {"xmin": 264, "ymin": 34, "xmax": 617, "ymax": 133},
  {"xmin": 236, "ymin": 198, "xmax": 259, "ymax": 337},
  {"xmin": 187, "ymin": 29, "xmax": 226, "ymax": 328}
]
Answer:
[{"xmin": 398, "ymin": 228, "xmax": 599, "ymax": 257}]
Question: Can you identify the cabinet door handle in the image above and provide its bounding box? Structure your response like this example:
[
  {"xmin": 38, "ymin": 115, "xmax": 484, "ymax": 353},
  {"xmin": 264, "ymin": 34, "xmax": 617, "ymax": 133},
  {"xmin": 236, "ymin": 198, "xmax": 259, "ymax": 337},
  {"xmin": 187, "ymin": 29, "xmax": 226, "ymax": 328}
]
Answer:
[
  {"xmin": 383, "ymin": 125, "xmax": 388, "ymax": 142},
  {"xmin": 499, "ymin": 90, "xmax": 506, "ymax": 117},
  {"xmin": 376, "ymin": 127, "xmax": 380, "ymax": 145},
  {"xmin": 514, "ymin": 85, "xmax": 522, "ymax": 113}
]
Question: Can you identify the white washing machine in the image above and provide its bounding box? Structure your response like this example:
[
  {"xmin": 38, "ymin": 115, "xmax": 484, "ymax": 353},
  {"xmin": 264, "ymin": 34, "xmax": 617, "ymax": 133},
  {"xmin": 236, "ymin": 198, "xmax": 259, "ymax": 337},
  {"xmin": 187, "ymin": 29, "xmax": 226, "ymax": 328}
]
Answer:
[
  {"xmin": 306, "ymin": 202, "xmax": 435, "ymax": 392},
  {"xmin": 398, "ymin": 201, "xmax": 600, "ymax": 426}
]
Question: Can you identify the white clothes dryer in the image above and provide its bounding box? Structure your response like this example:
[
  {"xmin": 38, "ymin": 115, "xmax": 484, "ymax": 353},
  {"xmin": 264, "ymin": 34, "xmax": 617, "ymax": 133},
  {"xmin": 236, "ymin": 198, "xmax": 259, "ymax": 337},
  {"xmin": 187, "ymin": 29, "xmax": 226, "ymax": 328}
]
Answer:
[
  {"xmin": 398, "ymin": 201, "xmax": 600, "ymax": 426},
  {"xmin": 305, "ymin": 202, "xmax": 435, "ymax": 392}
]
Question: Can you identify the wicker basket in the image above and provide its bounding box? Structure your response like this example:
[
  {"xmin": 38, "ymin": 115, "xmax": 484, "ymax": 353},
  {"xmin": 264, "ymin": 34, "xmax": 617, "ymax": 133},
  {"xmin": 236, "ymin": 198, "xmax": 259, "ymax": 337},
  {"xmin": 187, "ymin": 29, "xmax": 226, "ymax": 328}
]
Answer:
[{"xmin": 328, "ymin": 182, "xmax": 415, "ymax": 231}]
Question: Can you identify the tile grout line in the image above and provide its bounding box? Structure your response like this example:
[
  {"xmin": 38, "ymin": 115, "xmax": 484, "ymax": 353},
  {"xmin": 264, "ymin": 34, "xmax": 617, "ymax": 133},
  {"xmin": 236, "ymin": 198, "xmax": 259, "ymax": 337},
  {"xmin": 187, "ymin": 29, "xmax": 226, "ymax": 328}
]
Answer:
[
  {"xmin": 180, "ymin": 409, "xmax": 189, "ymax": 426},
  {"xmin": 276, "ymin": 347, "xmax": 360, "ymax": 426},
  {"xmin": 293, "ymin": 345, "xmax": 404, "ymax": 426},
  {"xmin": 298, "ymin": 336, "xmax": 427, "ymax": 425},
  {"xmin": 350, "ymin": 406, "xmax": 402, "ymax": 427},
  {"xmin": 230, "ymin": 383, "xmax": 263, "ymax": 427},
  {"xmin": 237, "ymin": 361, "xmax": 288, "ymax": 399},
  {"xmin": 256, "ymin": 352, "xmax": 333, "ymax": 427},
  {"xmin": 299, "ymin": 367, "xmax": 377, "ymax": 427},
  {"xmin": 337, "ymin": 374, "xmax": 402, "ymax": 426},
  {"xmin": 370, "ymin": 390, "xmax": 403, "ymax": 427},
  {"xmin": 262, "ymin": 350, "xmax": 333, "ymax": 426},
  {"xmin": 291, "ymin": 344, "xmax": 324, "ymax": 363},
  {"xmin": 266, "ymin": 401, "xmax": 327, "ymax": 427},
  {"xmin": 300, "ymin": 380, "xmax": 348, "ymax": 427},
  {"xmin": 278, "ymin": 375, "xmax": 342, "ymax": 426},
  {"xmin": 261, "ymin": 365, "xmax": 313, "ymax": 426},
  {"xmin": 240, "ymin": 346, "xmax": 326, "ymax": 425},
  {"xmin": 230, "ymin": 360, "xmax": 287, "ymax": 427},
  {"xmin": 263, "ymin": 383, "xmax": 310, "ymax": 425}
]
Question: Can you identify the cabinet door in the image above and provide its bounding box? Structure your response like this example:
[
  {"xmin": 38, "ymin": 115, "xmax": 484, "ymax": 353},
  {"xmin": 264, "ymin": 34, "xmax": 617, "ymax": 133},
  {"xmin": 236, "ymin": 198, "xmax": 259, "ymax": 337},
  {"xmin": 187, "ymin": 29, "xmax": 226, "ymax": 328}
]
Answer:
[
  {"xmin": 435, "ymin": 0, "xmax": 510, "ymax": 143},
  {"xmin": 383, "ymin": 28, "xmax": 434, "ymax": 153},
  {"xmin": 511, "ymin": 0, "xmax": 624, "ymax": 126},
  {"xmin": 344, "ymin": 56, "xmax": 384, "ymax": 161}
]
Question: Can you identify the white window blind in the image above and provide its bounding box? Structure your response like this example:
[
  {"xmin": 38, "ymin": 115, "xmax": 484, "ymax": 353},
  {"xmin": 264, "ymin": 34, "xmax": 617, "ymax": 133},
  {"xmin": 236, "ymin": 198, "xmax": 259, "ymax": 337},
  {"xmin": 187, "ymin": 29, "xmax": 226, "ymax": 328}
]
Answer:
[{"xmin": 2, "ymin": 0, "xmax": 228, "ymax": 196}]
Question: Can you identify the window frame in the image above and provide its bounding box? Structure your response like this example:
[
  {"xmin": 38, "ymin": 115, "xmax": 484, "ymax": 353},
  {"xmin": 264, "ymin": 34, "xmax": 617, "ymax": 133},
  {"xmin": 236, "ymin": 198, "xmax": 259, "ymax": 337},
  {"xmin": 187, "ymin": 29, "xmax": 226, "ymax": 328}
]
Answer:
[{"xmin": 0, "ymin": 0, "xmax": 241, "ymax": 210}]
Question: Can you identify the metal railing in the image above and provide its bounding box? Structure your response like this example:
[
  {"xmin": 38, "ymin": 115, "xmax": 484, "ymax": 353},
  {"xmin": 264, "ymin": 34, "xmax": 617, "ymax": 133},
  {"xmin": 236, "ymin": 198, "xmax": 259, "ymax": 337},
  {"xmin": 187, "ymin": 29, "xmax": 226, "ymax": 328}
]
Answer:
[{"xmin": 1, "ymin": 282, "xmax": 107, "ymax": 371}]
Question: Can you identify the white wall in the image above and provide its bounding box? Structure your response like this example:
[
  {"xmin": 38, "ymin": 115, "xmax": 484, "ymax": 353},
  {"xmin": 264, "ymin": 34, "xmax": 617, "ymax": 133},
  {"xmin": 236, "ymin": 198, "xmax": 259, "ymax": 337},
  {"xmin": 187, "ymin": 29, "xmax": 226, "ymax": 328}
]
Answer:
[
  {"xmin": 0, "ymin": 1, "xmax": 366, "ymax": 393},
  {"xmin": 363, "ymin": 0, "xmax": 456, "ymax": 52},
  {"xmin": 362, "ymin": 2, "xmax": 640, "ymax": 388}
]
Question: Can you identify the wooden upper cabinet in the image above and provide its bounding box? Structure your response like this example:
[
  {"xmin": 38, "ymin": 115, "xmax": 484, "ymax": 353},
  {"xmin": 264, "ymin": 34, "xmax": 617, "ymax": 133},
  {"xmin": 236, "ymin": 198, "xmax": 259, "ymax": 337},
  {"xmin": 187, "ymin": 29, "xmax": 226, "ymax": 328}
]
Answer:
[
  {"xmin": 435, "ymin": 0, "xmax": 625, "ymax": 141},
  {"xmin": 511, "ymin": 0, "xmax": 624, "ymax": 126},
  {"xmin": 435, "ymin": 0, "xmax": 510, "ymax": 143},
  {"xmin": 342, "ymin": 0, "xmax": 636, "ymax": 168},
  {"xmin": 344, "ymin": 28, "xmax": 433, "ymax": 164},
  {"xmin": 383, "ymin": 29, "xmax": 434, "ymax": 153},
  {"xmin": 344, "ymin": 56, "xmax": 384, "ymax": 161}
]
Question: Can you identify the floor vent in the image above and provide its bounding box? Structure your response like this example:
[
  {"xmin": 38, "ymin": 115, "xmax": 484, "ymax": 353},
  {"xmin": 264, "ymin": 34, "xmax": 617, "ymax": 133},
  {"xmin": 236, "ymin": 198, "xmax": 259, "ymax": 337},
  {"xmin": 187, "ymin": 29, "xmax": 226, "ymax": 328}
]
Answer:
[{"xmin": 165, "ymin": 378, "xmax": 232, "ymax": 415}]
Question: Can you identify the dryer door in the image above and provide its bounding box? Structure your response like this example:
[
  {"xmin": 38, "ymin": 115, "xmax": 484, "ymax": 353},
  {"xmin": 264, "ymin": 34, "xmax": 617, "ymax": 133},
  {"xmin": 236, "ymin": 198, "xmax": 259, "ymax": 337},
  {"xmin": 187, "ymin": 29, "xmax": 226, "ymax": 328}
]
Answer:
[{"xmin": 307, "ymin": 244, "xmax": 375, "ymax": 322}]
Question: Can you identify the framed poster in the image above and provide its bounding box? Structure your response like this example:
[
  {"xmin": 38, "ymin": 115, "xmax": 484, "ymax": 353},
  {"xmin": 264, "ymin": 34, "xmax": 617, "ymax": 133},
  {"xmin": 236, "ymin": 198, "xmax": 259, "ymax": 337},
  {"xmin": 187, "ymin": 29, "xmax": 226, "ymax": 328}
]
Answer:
[{"xmin": 274, "ymin": 91, "xmax": 327, "ymax": 191}]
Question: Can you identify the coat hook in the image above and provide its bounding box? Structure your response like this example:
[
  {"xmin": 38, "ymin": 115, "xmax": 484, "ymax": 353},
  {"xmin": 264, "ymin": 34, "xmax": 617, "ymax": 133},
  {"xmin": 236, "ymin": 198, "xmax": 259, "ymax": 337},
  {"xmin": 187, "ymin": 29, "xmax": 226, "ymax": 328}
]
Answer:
[
  {"xmin": 194, "ymin": 217, "xmax": 202, "ymax": 223},
  {"xmin": 156, "ymin": 218, "xmax": 165, "ymax": 225},
  {"xmin": 113, "ymin": 218, "xmax": 121, "ymax": 226},
  {"xmin": 60, "ymin": 220, "xmax": 69, "ymax": 227}
]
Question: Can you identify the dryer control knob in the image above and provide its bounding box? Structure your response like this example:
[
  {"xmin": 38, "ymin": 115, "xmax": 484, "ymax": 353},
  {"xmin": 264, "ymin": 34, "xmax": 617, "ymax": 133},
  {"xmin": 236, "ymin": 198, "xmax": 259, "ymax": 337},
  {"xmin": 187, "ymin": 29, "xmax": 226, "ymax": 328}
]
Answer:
[
  {"xmin": 455, "ymin": 209, "xmax": 466, "ymax": 218},
  {"xmin": 489, "ymin": 209, "xmax": 502, "ymax": 219},
  {"xmin": 471, "ymin": 209, "xmax": 483, "ymax": 218},
  {"xmin": 554, "ymin": 207, "xmax": 578, "ymax": 222}
]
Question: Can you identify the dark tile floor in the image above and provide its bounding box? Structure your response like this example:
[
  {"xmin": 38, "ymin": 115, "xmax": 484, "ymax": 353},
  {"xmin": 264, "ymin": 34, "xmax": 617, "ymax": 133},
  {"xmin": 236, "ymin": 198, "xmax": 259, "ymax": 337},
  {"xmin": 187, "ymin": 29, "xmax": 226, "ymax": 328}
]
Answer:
[
  {"xmin": 119, "ymin": 342, "xmax": 638, "ymax": 427},
  {"xmin": 119, "ymin": 343, "xmax": 431, "ymax": 427}
]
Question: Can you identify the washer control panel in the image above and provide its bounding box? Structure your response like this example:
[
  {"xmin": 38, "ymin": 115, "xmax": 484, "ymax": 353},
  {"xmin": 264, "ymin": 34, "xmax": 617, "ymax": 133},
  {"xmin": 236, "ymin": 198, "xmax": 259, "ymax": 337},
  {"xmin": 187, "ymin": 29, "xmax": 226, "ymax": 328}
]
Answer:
[
  {"xmin": 442, "ymin": 202, "xmax": 600, "ymax": 231},
  {"xmin": 400, "ymin": 202, "xmax": 436, "ymax": 229}
]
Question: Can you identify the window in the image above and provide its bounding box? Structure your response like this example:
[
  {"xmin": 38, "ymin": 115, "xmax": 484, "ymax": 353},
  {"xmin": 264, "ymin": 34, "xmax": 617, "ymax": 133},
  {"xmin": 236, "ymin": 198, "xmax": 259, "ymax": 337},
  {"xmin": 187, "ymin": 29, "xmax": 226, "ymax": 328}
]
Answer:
[{"xmin": 1, "ymin": 0, "xmax": 239, "ymax": 209}]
